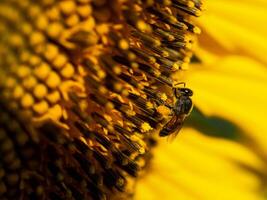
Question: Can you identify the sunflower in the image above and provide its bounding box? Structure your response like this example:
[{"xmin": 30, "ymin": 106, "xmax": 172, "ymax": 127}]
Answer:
[
  {"xmin": 0, "ymin": 0, "xmax": 202, "ymax": 199},
  {"xmin": 0, "ymin": 0, "xmax": 267, "ymax": 200}
]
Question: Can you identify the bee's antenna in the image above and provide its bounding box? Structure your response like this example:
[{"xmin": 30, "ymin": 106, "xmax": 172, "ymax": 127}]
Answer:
[{"xmin": 173, "ymin": 81, "xmax": 186, "ymax": 88}]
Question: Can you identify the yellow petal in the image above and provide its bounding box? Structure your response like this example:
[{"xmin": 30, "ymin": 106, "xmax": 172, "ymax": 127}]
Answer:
[
  {"xmin": 198, "ymin": 0, "xmax": 267, "ymax": 64},
  {"xmin": 135, "ymin": 128, "xmax": 266, "ymax": 200},
  {"xmin": 187, "ymin": 56, "xmax": 267, "ymax": 157}
]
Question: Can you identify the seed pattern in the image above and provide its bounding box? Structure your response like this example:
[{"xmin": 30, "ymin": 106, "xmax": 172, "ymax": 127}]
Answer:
[{"xmin": 0, "ymin": 0, "xmax": 202, "ymax": 199}]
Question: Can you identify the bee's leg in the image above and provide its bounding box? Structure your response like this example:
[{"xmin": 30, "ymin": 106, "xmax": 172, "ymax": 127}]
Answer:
[
  {"xmin": 168, "ymin": 106, "xmax": 175, "ymax": 116},
  {"xmin": 153, "ymin": 98, "xmax": 173, "ymax": 109},
  {"xmin": 165, "ymin": 103, "xmax": 173, "ymax": 110},
  {"xmin": 153, "ymin": 98, "xmax": 163, "ymax": 106}
]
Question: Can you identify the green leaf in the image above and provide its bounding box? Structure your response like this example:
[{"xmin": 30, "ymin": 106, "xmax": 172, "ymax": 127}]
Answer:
[{"xmin": 185, "ymin": 107, "xmax": 241, "ymax": 140}]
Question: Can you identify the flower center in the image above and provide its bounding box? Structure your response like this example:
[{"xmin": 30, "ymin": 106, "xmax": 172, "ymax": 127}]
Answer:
[{"xmin": 0, "ymin": 0, "xmax": 202, "ymax": 199}]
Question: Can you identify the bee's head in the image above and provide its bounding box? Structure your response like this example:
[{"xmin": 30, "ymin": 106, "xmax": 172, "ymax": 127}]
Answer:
[{"xmin": 173, "ymin": 87, "xmax": 193, "ymax": 97}]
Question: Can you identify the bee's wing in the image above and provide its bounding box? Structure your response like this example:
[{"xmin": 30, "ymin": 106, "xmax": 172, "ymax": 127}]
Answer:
[
  {"xmin": 160, "ymin": 114, "xmax": 185, "ymax": 136},
  {"xmin": 166, "ymin": 115, "xmax": 186, "ymax": 142}
]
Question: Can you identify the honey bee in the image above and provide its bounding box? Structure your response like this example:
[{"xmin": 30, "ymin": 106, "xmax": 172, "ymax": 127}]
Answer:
[{"xmin": 159, "ymin": 83, "xmax": 193, "ymax": 137}]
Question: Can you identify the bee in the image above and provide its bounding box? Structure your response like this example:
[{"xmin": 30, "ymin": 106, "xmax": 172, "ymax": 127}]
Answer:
[{"xmin": 159, "ymin": 82, "xmax": 193, "ymax": 137}]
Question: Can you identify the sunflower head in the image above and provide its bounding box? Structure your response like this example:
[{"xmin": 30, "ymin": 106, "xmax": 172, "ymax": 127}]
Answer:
[{"xmin": 0, "ymin": 0, "xmax": 203, "ymax": 199}]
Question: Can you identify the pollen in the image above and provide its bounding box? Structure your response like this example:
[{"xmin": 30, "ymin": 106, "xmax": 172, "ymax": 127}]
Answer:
[
  {"xmin": 0, "ymin": 0, "xmax": 202, "ymax": 199},
  {"xmin": 157, "ymin": 105, "xmax": 172, "ymax": 116},
  {"xmin": 141, "ymin": 123, "xmax": 153, "ymax": 133}
]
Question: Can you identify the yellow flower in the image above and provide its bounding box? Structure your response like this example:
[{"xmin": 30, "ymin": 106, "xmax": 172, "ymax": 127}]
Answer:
[
  {"xmin": 1, "ymin": 0, "xmax": 267, "ymax": 200},
  {"xmin": 0, "ymin": 0, "xmax": 202, "ymax": 199},
  {"xmin": 135, "ymin": 0, "xmax": 267, "ymax": 199}
]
